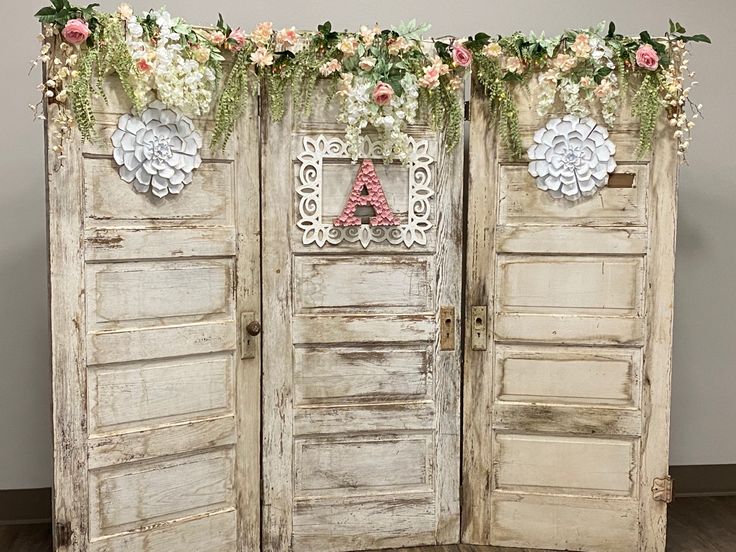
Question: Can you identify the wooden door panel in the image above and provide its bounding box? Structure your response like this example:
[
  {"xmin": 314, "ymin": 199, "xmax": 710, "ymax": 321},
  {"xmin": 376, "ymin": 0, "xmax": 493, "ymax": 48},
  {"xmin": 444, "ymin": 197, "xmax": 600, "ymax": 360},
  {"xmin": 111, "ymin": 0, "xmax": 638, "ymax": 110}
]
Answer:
[
  {"xmin": 294, "ymin": 346, "xmax": 432, "ymax": 404},
  {"xmin": 263, "ymin": 83, "xmax": 463, "ymax": 552},
  {"xmin": 494, "ymin": 345, "xmax": 642, "ymax": 407},
  {"xmin": 463, "ymin": 78, "xmax": 677, "ymax": 551},
  {"xmin": 498, "ymin": 164, "xmax": 648, "ymax": 226},
  {"xmin": 293, "ymin": 256, "xmax": 434, "ymax": 313},
  {"xmin": 490, "ymin": 494, "xmax": 639, "ymax": 552},
  {"xmin": 48, "ymin": 70, "xmax": 260, "ymax": 551}
]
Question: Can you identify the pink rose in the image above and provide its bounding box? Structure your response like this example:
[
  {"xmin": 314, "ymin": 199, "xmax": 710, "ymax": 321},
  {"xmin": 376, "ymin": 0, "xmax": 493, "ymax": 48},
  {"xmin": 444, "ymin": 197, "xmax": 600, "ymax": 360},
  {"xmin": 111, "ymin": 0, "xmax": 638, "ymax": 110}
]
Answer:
[
  {"xmin": 636, "ymin": 44, "xmax": 659, "ymax": 71},
  {"xmin": 228, "ymin": 28, "xmax": 248, "ymax": 51},
  {"xmin": 61, "ymin": 19, "xmax": 90, "ymax": 46},
  {"xmin": 372, "ymin": 81, "xmax": 394, "ymax": 106},
  {"xmin": 452, "ymin": 43, "xmax": 472, "ymax": 67}
]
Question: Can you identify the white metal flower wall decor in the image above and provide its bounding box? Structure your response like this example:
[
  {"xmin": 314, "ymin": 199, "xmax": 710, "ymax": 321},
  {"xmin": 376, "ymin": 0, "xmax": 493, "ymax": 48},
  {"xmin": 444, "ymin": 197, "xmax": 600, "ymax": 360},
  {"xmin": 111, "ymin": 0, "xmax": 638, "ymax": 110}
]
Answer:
[
  {"xmin": 527, "ymin": 115, "xmax": 617, "ymax": 201},
  {"xmin": 112, "ymin": 101, "xmax": 203, "ymax": 198}
]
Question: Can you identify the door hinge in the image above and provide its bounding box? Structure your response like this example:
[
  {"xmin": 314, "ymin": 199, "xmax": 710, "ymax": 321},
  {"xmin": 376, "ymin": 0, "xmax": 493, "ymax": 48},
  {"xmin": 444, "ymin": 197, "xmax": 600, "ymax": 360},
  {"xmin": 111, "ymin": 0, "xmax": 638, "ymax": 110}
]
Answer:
[
  {"xmin": 652, "ymin": 475, "xmax": 674, "ymax": 503},
  {"xmin": 55, "ymin": 521, "xmax": 72, "ymax": 548},
  {"xmin": 464, "ymin": 100, "xmax": 470, "ymax": 121}
]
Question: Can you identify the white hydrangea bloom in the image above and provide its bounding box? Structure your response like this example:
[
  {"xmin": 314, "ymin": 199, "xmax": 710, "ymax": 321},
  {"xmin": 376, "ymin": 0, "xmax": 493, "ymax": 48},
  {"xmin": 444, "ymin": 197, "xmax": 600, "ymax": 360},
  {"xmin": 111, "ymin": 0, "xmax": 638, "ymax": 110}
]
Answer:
[{"xmin": 338, "ymin": 73, "xmax": 420, "ymax": 163}]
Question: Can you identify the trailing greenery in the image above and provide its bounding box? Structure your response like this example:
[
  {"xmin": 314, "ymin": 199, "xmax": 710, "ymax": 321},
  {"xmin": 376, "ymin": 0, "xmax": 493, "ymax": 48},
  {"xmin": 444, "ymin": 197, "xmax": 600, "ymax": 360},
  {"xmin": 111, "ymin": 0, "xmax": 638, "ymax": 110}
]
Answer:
[
  {"xmin": 212, "ymin": 49, "xmax": 255, "ymax": 148},
  {"xmin": 67, "ymin": 44, "xmax": 99, "ymax": 141},
  {"xmin": 96, "ymin": 14, "xmax": 142, "ymax": 112},
  {"xmin": 471, "ymin": 52, "xmax": 523, "ymax": 158},
  {"xmin": 632, "ymin": 72, "xmax": 664, "ymax": 157}
]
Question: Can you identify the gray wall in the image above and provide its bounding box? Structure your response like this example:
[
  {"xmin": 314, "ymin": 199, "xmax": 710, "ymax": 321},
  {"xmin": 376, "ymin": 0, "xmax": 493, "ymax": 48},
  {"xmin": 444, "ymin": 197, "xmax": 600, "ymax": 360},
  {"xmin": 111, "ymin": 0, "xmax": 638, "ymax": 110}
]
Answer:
[{"xmin": 1, "ymin": 0, "xmax": 733, "ymax": 489}]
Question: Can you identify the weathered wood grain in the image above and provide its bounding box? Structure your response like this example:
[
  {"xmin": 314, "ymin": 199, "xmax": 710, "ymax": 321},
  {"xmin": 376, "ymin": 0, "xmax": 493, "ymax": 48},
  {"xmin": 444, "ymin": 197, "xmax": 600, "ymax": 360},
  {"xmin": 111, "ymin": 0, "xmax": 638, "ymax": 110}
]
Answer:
[
  {"xmin": 46, "ymin": 50, "xmax": 89, "ymax": 551},
  {"xmin": 461, "ymin": 79, "xmax": 499, "ymax": 544},
  {"xmin": 47, "ymin": 49, "xmax": 260, "ymax": 551},
  {"xmin": 639, "ymin": 103, "xmax": 680, "ymax": 552},
  {"xmin": 262, "ymin": 85, "xmax": 463, "ymax": 550},
  {"xmin": 463, "ymin": 74, "xmax": 677, "ymax": 551}
]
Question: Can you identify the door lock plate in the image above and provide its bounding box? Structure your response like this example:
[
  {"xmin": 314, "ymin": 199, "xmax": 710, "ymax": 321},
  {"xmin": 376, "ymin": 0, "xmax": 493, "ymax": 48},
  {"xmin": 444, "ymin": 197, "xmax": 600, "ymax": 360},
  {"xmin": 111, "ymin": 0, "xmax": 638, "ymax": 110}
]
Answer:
[
  {"xmin": 439, "ymin": 306, "xmax": 455, "ymax": 351},
  {"xmin": 241, "ymin": 312, "xmax": 259, "ymax": 360},
  {"xmin": 471, "ymin": 306, "xmax": 487, "ymax": 351}
]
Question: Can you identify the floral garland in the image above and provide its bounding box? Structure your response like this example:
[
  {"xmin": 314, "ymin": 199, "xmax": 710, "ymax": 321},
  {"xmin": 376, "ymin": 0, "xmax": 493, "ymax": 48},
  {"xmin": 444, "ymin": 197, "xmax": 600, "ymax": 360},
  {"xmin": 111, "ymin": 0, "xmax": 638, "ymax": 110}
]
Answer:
[
  {"xmin": 464, "ymin": 21, "xmax": 709, "ymax": 159},
  {"xmin": 32, "ymin": 2, "xmax": 708, "ymax": 166}
]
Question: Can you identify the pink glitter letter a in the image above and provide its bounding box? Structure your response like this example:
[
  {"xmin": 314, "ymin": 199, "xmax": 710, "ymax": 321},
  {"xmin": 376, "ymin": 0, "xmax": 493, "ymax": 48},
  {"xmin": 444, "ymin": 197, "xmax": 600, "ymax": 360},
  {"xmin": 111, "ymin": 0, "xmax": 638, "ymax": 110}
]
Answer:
[{"xmin": 334, "ymin": 159, "xmax": 401, "ymax": 227}]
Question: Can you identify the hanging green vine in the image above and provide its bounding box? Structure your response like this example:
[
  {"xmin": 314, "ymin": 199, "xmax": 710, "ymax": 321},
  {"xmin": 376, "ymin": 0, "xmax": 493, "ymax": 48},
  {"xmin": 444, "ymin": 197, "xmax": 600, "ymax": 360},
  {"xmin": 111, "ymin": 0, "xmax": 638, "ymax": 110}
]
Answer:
[
  {"xmin": 632, "ymin": 72, "xmax": 664, "ymax": 157},
  {"xmin": 212, "ymin": 49, "xmax": 254, "ymax": 148},
  {"xmin": 67, "ymin": 42, "xmax": 99, "ymax": 141},
  {"xmin": 471, "ymin": 52, "xmax": 523, "ymax": 158},
  {"xmin": 96, "ymin": 14, "xmax": 142, "ymax": 113}
]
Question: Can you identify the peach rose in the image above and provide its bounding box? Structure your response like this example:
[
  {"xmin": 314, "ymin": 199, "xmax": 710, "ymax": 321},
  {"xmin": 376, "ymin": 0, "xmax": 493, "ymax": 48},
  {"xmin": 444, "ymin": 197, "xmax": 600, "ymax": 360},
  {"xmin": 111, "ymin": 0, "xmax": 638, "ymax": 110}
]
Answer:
[
  {"xmin": 276, "ymin": 26, "xmax": 299, "ymax": 50},
  {"xmin": 61, "ymin": 19, "xmax": 90, "ymax": 46},
  {"xmin": 372, "ymin": 81, "xmax": 394, "ymax": 106},
  {"xmin": 359, "ymin": 56, "xmax": 376, "ymax": 71},
  {"xmin": 419, "ymin": 65, "xmax": 441, "ymax": 89},
  {"xmin": 387, "ymin": 36, "xmax": 410, "ymax": 55},
  {"xmin": 571, "ymin": 33, "xmax": 592, "ymax": 58},
  {"xmin": 504, "ymin": 56, "xmax": 524, "ymax": 74},
  {"xmin": 319, "ymin": 58, "xmax": 341, "ymax": 76},
  {"xmin": 250, "ymin": 22, "xmax": 273, "ymax": 47},
  {"xmin": 209, "ymin": 30, "xmax": 226, "ymax": 46},
  {"xmin": 636, "ymin": 44, "xmax": 659, "ymax": 71},
  {"xmin": 452, "ymin": 43, "xmax": 472, "ymax": 67},
  {"xmin": 250, "ymin": 47, "xmax": 274, "ymax": 67}
]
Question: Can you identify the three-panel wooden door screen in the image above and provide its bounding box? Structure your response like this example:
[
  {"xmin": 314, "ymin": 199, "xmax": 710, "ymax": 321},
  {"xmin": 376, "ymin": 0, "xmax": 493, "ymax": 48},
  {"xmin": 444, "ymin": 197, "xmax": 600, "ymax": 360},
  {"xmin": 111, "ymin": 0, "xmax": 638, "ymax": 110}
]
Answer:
[{"xmin": 47, "ymin": 76, "xmax": 677, "ymax": 552}]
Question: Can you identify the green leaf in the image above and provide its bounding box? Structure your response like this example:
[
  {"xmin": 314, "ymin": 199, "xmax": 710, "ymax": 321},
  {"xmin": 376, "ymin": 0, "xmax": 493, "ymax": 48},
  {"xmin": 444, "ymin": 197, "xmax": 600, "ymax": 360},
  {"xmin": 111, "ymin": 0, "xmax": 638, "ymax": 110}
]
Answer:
[
  {"xmin": 607, "ymin": 21, "xmax": 616, "ymax": 38},
  {"xmin": 684, "ymin": 33, "xmax": 712, "ymax": 43},
  {"xmin": 434, "ymin": 40, "xmax": 449, "ymax": 56},
  {"xmin": 639, "ymin": 31, "xmax": 653, "ymax": 44},
  {"xmin": 35, "ymin": 6, "xmax": 56, "ymax": 17}
]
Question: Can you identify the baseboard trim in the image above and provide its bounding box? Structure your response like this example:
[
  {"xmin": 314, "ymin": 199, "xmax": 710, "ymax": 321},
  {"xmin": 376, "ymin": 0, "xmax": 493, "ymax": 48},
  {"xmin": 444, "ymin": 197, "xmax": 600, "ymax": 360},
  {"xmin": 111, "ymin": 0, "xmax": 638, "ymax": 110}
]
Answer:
[
  {"xmin": 670, "ymin": 464, "xmax": 736, "ymax": 497},
  {"xmin": 0, "ymin": 488, "xmax": 51, "ymax": 525}
]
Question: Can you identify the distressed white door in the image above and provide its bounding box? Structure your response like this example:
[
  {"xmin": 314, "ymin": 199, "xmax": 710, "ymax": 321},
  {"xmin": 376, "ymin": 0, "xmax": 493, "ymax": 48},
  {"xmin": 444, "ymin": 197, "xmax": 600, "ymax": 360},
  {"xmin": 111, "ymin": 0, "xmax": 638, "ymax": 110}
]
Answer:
[
  {"xmin": 262, "ymin": 86, "xmax": 464, "ymax": 552},
  {"xmin": 47, "ymin": 71, "xmax": 261, "ymax": 550},
  {"xmin": 463, "ymin": 80, "xmax": 678, "ymax": 551}
]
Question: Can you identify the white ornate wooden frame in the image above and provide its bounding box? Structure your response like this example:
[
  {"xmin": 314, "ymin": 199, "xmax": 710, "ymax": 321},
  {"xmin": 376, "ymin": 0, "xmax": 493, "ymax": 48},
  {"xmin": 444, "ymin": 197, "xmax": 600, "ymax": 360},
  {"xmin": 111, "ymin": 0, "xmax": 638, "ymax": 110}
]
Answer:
[{"xmin": 296, "ymin": 135, "xmax": 434, "ymax": 248}]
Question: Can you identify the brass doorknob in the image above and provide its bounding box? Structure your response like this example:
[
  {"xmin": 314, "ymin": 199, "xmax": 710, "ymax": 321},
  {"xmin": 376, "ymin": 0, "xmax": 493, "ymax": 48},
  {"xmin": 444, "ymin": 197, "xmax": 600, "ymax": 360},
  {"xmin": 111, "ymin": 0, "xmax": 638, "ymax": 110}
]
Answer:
[{"xmin": 246, "ymin": 320, "xmax": 262, "ymax": 336}]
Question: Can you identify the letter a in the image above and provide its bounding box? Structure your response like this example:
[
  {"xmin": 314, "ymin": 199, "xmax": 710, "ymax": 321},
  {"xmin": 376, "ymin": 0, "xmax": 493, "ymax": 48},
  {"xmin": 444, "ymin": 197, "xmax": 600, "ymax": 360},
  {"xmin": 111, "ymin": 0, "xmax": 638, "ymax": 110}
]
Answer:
[{"xmin": 334, "ymin": 159, "xmax": 400, "ymax": 227}]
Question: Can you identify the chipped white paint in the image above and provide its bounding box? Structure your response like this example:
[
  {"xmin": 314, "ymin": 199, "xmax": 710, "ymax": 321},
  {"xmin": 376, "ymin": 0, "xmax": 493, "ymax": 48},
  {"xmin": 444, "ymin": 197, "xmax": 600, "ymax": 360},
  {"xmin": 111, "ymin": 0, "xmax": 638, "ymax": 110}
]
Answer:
[
  {"xmin": 463, "ymin": 77, "xmax": 678, "ymax": 552},
  {"xmin": 47, "ymin": 59, "xmax": 261, "ymax": 552},
  {"xmin": 262, "ymin": 82, "xmax": 463, "ymax": 552},
  {"xmin": 296, "ymin": 134, "xmax": 434, "ymax": 248}
]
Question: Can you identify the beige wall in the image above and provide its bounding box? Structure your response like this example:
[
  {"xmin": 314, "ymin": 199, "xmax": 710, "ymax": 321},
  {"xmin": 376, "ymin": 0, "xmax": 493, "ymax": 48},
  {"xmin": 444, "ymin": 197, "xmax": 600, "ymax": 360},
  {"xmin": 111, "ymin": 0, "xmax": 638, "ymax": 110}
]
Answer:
[{"xmin": 1, "ymin": 0, "xmax": 732, "ymax": 489}]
